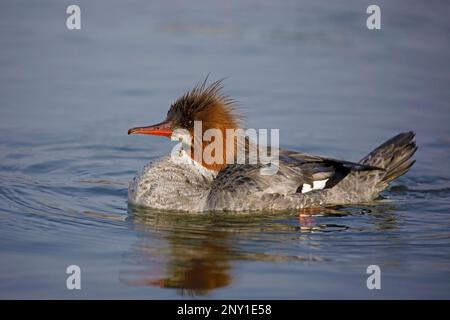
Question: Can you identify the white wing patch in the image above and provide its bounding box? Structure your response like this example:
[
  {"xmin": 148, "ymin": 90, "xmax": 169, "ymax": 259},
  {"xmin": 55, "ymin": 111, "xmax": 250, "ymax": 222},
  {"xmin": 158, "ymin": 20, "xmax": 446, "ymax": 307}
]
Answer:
[
  {"xmin": 301, "ymin": 179, "xmax": 329, "ymax": 194},
  {"xmin": 313, "ymin": 179, "xmax": 328, "ymax": 190},
  {"xmin": 301, "ymin": 183, "xmax": 313, "ymax": 193}
]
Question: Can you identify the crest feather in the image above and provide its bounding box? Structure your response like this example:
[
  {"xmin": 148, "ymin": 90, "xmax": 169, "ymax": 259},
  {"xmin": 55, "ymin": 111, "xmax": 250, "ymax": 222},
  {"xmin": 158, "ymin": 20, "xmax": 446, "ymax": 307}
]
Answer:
[{"xmin": 169, "ymin": 77, "xmax": 243, "ymax": 129}]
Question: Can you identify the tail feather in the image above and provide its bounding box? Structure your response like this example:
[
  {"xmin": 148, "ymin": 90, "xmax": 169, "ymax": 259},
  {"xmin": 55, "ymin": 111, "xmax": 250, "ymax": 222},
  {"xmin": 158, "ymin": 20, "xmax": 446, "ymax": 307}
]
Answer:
[{"xmin": 360, "ymin": 131, "xmax": 417, "ymax": 191}]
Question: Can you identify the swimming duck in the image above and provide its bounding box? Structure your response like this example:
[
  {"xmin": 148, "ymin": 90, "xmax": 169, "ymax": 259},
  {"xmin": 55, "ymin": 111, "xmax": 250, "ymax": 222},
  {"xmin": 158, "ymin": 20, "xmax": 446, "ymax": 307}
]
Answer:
[{"xmin": 128, "ymin": 79, "xmax": 417, "ymax": 212}]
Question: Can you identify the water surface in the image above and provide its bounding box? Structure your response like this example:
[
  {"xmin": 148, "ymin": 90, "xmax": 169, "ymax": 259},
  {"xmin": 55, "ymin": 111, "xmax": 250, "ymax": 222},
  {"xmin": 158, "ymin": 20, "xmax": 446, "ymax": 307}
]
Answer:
[{"xmin": 1, "ymin": 0, "xmax": 450, "ymax": 298}]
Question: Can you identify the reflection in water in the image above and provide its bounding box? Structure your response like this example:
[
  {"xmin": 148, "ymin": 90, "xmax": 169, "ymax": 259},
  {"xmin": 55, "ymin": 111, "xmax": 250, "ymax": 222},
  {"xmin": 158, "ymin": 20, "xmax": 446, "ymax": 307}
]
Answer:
[
  {"xmin": 121, "ymin": 204, "xmax": 398, "ymax": 296},
  {"xmin": 123, "ymin": 207, "xmax": 237, "ymax": 296}
]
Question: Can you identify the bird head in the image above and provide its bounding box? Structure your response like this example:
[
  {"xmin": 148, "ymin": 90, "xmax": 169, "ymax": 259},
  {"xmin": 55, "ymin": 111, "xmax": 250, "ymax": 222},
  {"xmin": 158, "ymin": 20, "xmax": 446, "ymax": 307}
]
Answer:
[{"xmin": 128, "ymin": 79, "xmax": 242, "ymax": 171}]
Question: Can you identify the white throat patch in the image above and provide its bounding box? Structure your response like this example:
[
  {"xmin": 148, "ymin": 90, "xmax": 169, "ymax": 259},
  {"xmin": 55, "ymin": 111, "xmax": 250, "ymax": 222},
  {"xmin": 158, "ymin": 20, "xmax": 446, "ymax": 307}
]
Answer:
[{"xmin": 170, "ymin": 143, "xmax": 218, "ymax": 179}]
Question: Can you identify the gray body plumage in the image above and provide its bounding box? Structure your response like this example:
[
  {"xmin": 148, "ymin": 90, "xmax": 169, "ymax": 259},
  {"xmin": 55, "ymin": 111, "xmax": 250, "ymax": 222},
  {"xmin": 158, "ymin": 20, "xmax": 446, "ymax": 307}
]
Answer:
[{"xmin": 129, "ymin": 132, "xmax": 417, "ymax": 212}]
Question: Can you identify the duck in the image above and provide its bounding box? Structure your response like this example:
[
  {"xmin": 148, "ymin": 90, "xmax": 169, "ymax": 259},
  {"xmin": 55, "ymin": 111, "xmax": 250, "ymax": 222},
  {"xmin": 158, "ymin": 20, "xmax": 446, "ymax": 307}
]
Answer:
[{"xmin": 128, "ymin": 79, "xmax": 417, "ymax": 212}]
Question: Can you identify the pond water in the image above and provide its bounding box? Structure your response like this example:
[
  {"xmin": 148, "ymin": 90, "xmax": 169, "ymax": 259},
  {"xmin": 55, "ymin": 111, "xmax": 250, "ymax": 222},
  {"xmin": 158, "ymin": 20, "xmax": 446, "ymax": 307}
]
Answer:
[{"xmin": 0, "ymin": 0, "xmax": 449, "ymax": 298}]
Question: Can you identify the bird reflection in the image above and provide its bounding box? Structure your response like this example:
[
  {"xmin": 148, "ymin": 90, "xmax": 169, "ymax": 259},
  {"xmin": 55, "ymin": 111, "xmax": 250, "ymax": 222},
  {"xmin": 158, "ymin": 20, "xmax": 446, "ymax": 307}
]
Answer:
[
  {"xmin": 122, "ymin": 207, "xmax": 237, "ymax": 296},
  {"xmin": 119, "ymin": 202, "xmax": 398, "ymax": 296}
]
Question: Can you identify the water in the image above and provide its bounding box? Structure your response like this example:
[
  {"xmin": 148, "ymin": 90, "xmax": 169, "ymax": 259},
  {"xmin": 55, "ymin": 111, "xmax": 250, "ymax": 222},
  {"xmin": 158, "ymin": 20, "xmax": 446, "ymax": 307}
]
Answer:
[{"xmin": 1, "ymin": 0, "xmax": 450, "ymax": 298}]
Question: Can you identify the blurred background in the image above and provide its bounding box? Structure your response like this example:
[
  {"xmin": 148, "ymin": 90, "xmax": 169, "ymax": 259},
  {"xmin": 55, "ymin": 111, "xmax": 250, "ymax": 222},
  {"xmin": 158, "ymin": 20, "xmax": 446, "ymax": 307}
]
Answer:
[{"xmin": 0, "ymin": 0, "xmax": 449, "ymax": 298}]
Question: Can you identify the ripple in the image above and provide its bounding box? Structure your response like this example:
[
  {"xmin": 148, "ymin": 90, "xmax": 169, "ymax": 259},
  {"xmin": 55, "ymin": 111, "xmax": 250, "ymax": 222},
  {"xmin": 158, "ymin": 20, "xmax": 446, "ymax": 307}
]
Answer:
[
  {"xmin": 0, "ymin": 134, "xmax": 449, "ymax": 297},
  {"xmin": 390, "ymin": 185, "xmax": 450, "ymax": 194},
  {"xmin": 0, "ymin": 171, "xmax": 128, "ymax": 241}
]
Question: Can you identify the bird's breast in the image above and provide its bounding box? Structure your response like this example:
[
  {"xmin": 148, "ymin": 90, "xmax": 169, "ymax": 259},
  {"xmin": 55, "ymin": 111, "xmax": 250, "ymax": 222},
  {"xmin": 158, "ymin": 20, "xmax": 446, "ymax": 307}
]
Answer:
[{"xmin": 128, "ymin": 152, "xmax": 217, "ymax": 211}]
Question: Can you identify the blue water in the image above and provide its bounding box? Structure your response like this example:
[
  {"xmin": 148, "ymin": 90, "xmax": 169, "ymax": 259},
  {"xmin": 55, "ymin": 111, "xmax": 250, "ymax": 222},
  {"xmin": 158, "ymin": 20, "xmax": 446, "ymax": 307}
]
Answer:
[{"xmin": 1, "ymin": 0, "xmax": 450, "ymax": 298}]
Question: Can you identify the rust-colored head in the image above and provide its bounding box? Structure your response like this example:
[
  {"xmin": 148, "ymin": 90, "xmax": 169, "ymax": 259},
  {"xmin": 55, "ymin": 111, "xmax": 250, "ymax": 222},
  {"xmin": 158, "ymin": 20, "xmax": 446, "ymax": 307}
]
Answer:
[{"xmin": 128, "ymin": 78, "xmax": 242, "ymax": 171}]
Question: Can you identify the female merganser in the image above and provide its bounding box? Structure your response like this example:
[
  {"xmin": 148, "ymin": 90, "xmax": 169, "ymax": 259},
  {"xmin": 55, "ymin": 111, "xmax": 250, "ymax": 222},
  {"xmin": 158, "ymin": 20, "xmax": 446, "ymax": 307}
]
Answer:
[{"xmin": 128, "ymin": 79, "xmax": 417, "ymax": 212}]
